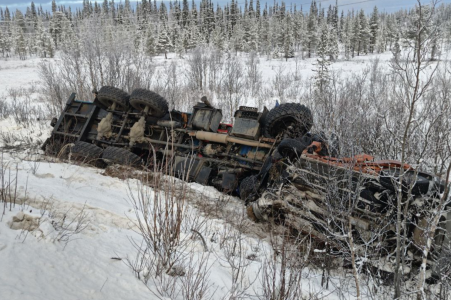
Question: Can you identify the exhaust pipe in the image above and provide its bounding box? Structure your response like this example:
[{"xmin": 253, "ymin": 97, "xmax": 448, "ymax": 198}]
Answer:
[{"xmin": 195, "ymin": 131, "xmax": 272, "ymax": 149}]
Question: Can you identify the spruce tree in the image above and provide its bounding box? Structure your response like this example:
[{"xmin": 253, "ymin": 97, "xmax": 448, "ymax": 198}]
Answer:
[
  {"xmin": 212, "ymin": 26, "xmax": 225, "ymax": 51},
  {"xmin": 0, "ymin": 29, "xmax": 4, "ymax": 57},
  {"xmin": 369, "ymin": 6, "xmax": 379, "ymax": 53},
  {"xmin": 339, "ymin": 10, "xmax": 344, "ymax": 42},
  {"xmin": 314, "ymin": 21, "xmax": 331, "ymax": 104},
  {"xmin": 305, "ymin": 0, "xmax": 318, "ymax": 58},
  {"xmin": 182, "ymin": 0, "xmax": 189, "ymax": 27},
  {"xmin": 256, "ymin": 0, "xmax": 260, "ymax": 19},
  {"xmin": 343, "ymin": 14, "xmax": 353, "ymax": 60},
  {"xmin": 52, "ymin": 0, "xmax": 57, "ymax": 13},
  {"xmin": 328, "ymin": 25, "xmax": 339, "ymax": 61},
  {"xmin": 386, "ymin": 15, "xmax": 398, "ymax": 50},
  {"xmin": 174, "ymin": 27, "xmax": 185, "ymax": 58},
  {"xmin": 358, "ymin": 9, "xmax": 370, "ymax": 55},
  {"xmin": 15, "ymin": 10, "xmax": 26, "ymax": 32},
  {"xmin": 351, "ymin": 13, "xmax": 360, "ymax": 57},
  {"xmin": 376, "ymin": 21, "xmax": 386, "ymax": 52},
  {"xmin": 102, "ymin": 0, "xmax": 109, "ymax": 15},
  {"xmin": 34, "ymin": 17, "xmax": 45, "ymax": 57},
  {"xmin": 283, "ymin": 15, "xmax": 294, "ymax": 60},
  {"xmin": 31, "ymin": 2, "xmax": 38, "ymax": 28},
  {"xmin": 157, "ymin": 23, "xmax": 172, "ymax": 59}
]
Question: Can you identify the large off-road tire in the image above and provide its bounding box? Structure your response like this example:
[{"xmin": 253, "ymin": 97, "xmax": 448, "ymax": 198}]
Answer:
[
  {"xmin": 97, "ymin": 86, "xmax": 130, "ymax": 110},
  {"xmin": 102, "ymin": 146, "xmax": 143, "ymax": 166},
  {"xmin": 129, "ymin": 88, "xmax": 169, "ymax": 117},
  {"xmin": 239, "ymin": 175, "xmax": 259, "ymax": 202},
  {"xmin": 264, "ymin": 103, "xmax": 313, "ymax": 139},
  {"xmin": 71, "ymin": 141, "xmax": 103, "ymax": 161},
  {"xmin": 277, "ymin": 138, "xmax": 307, "ymax": 162}
]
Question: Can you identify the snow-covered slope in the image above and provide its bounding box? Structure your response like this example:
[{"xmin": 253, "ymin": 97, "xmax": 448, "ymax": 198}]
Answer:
[{"xmin": 0, "ymin": 53, "xmax": 407, "ymax": 300}]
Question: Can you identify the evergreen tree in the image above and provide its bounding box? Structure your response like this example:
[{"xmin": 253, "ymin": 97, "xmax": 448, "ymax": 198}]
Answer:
[
  {"xmin": 339, "ymin": 10, "xmax": 344, "ymax": 42},
  {"xmin": 283, "ymin": 15, "xmax": 294, "ymax": 60},
  {"xmin": 159, "ymin": 2, "xmax": 168, "ymax": 21},
  {"xmin": 328, "ymin": 25, "xmax": 339, "ymax": 61},
  {"xmin": 243, "ymin": 18, "xmax": 258, "ymax": 52},
  {"xmin": 188, "ymin": 21, "xmax": 201, "ymax": 49},
  {"xmin": 182, "ymin": 0, "xmax": 189, "ymax": 27},
  {"xmin": 343, "ymin": 15, "xmax": 353, "ymax": 60},
  {"xmin": 358, "ymin": 9, "xmax": 370, "ymax": 55},
  {"xmin": 0, "ymin": 29, "xmax": 5, "ymax": 57},
  {"xmin": 49, "ymin": 11, "xmax": 67, "ymax": 49},
  {"xmin": 15, "ymin": 9, "xmax": 26, "ymax": 32},
  {"xmin": 305, "ymin": 0, "xmax": 318, "ymax": 58},
  {"xmin": 156, "ymin": 23, "xmax": 172, "ymax": 59},
  {"xmin": 31, "ymin": 2, "xmax": 38, "ymax": 28},
  {"xmin": 392, "ymin": 32, "xmax": 401, "ymax": 63},
  {"xmin": 175, "ymin": 29, "xmax": 185, "ymax": 57},
  {"xmin": 231, "ymin": 23, "xmax": 245, "ymax": 54},
  {"xmin": 34, "ymin": 17, "xmax": 45, "ymax": 57},
  {"xmin": 52, "ymin": 0, "xmax": 57, "ymax": 13},
  {"xmin": 292, "ymin": 12, "xmax": 304, "ymax": 52},
  {"xmin": 351, "ymin": 12, "xmax": 360, "ymax": 57},
  {"xmin": 212, "ymin": 26, "xmax": 225, "ymax": 51},
  {"xmin": 314, "ymin": 21, "xmax": 331, "ymax": 106},
  {"xmin": 386, "ymin": 14, "xmax": 398, "ymax": 50},
  {"xmin": 192, "ymin": 0, "xmax": 198, "ymax": 25},
  {"xmin": 376, "ymin": 21, "xmax": 386, "ymax": 52},
  {"xmin": 405, "ymin": 4, "xmax": 435, "ymax": 60},
  {"xmin": 369, "ymin": 6, "xmax": 379, "ymax": 53},
  {"xmin": 256, "ymin": 0, "xmax": 260, "ymax": 19},
  {"xmin": 102, "ymin": 0, "xmax": 109, "ymax": 15}
]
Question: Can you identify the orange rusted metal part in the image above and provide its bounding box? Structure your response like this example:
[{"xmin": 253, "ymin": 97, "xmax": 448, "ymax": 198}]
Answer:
[
  {"xmin": 306, "ymin": 141, "xmax": 323, "ymax": 154},
  {"xmin": 301, "ymin": 142, "xmax": 412, "ymax": 175},
  {"xmin": 181, "ymin": 113, "xmax": 189, "ymax": 128}
]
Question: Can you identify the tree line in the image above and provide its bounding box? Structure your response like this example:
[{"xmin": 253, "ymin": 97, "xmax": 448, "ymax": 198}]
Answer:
[{"xmin": 1, "ymin": 0, "xmax": 451, "ymax": 60}]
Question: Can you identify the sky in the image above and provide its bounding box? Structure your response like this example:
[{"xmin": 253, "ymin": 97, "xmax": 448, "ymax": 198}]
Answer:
[{"xmin": 1, "ymin": 0, "xmax": 451, "ymax": 14}]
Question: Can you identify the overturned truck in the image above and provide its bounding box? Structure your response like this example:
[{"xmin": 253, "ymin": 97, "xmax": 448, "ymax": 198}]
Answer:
[{"xmin": 43, "ymin": 86, "xmax": 449, "ymax": 281}]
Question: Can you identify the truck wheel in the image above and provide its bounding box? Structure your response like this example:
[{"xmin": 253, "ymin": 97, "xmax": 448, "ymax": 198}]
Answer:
[
  {"xmin": 277, "ymin": 138, "xmax": 307, "ymax": 162},
  {"xmin": 240, "ymin": 175, "xmax": 259, "ymax": 202},
  {"xmin": 97, "ymin": 86, "xmax": 130, "ymax": 110},
  {"xmin": 130, "ymin": 88, "xmax": 169, "ymax": 118},
  {"xmin": 264, "ymin": 103, "xmax": 313, "ymax": 139},
  {"xmin": 71, "ymin": 141, "xmax": 103, "ymax": 161},
  {"xmin": 102, "ymin": 146, "xmax": 143, "ymax": 166}
]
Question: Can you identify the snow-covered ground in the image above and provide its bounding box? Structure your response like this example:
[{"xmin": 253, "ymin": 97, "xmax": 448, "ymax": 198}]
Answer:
[
  {"xmin": 0, "ymin": 52, "xmax": 405, "ymax": 300},
  {"xmin": 0, "ymin": 154, "xmax": 337, "ymax": 300}
]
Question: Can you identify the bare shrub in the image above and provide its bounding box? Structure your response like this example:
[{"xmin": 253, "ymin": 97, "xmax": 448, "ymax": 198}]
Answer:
[
  {"xmin": 39, "ymin": 18, "xmax": 157, "ymax": 114},
  {"xmin": 186, "ymin": 46, "xmax": 210, "ymax": 91},
  {"xmin": 215, "ymin": 212, "xmax": 260, "ymax": 299},
  {"xmin": 46, "ymin": 202, "xmax": 90, "ymax": 246},
  {"xmin": 245, "ymin": 51, "xmax": 262, "ymax": 98},
  {"xmin": 126, "ymin": 154, "xmax": 212, "ymax": 299},
  {"xmin": 271, "ymin": 66, "xmax": 292, "ymax": 103},
  {"xmin": 258, "ymin": 229, "xmax": 309, "ymax": 300},
  {"xmin": 218, "ymin": 54, "xmax": 244, "ymax": 122},
  {"xmin": 0, "ymin": 152, "xmax": 19, "ymax": 220},
  {"xmin": 180, "ymin": 251, "xmax": 216, "ymax": 300}
]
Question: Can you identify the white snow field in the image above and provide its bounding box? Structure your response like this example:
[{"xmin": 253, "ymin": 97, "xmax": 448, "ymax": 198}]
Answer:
[{"xmin": 0, "ymin": 51, "xmax": 417, "ymax": 300}]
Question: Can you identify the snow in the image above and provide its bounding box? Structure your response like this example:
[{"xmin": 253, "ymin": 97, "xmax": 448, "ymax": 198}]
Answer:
[
  {"xmin": 0, "ymin": 152, "xmax": 340, "ymax": 299},
  {"xmin": 0, "ymin": 58, "xmax": 42, "ymax": 90}
]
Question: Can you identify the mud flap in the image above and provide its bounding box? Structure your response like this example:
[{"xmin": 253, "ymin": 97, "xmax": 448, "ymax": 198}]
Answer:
[
  {"xmin": 195, "ymin": 167, "xmax": 213, "ymax": 185},
  {"xmin": 221, "ymin": 173, "xmax": 237, "ymax": 192},
  {"xmin": 174, "ymin": 156, "xmax": 200, "ymax": 181}
]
